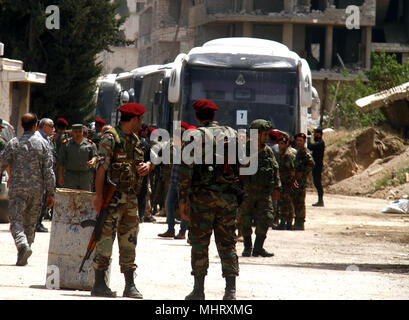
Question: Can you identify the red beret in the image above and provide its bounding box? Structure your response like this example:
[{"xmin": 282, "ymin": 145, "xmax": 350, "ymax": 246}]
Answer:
[
  {"xmin": 148, "ymin": 127, "xmax": 155, "ymax": 133},
  {"xmin": 181, "ymin": 122, "xmax": 190, "ymax": 130},
  {"xmin": 95, "ymin": 118, "xmax": 106, "ymax": 125},
  {"xmin": 294, "ymin": 132, "xmax": 307, "ymax": 140},
  {"xmin": 192, "ymin": 99, "xmax": 219, "ymax": 112},
  {"xmin": 187, "ymin": 125, "xmax": 197, "ymax": 130},
  {"xmin": 278, "ymin": 136, "xmax": 290, "ymax": 144},
  {"xmin": 119, "ymin": 103, "xmax": 146, "ymax": 116},
  {"xmin": 268, "ymin": 130, "xmax": 279, "ymax": 141},
  {"xmin": 56, "ymin": 118, "xmax": 69, "ymax": 126}
]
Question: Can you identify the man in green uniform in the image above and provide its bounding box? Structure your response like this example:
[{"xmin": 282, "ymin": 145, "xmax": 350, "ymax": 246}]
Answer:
[
  {"xmin": 239, "ymin": 119, "xmax": 281, "ymax": 257},
  {"xmin": 91, "ymin": 103, "xmax": 152, "ymax": 299},
  {"xmin": 58, "ymin": 124, "xmax": 97, "ymax": 191},
  {"xmin": 293, "ymin": 133, "xmax": 315, "ymax": 231},
  {"xmin": 277, "ymin": 136, "xmax": 297, "ymax": 230},
  {"xmin": 179, "ymin": 99, "xmax": 240, "ymax": 300}
]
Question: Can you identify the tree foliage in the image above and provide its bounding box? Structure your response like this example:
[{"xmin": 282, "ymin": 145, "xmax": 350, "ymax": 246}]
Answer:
[
  {"xmin": 327, "ymin": 52, "xmax": 409, "ymax": 129},
  {"xmin": 0, "ymin": 0, "xmax": 130, "ymax": 123}
]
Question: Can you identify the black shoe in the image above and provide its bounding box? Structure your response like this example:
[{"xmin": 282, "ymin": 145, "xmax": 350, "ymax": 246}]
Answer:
[
  {"xmin": 36, "ymin": 223, "xmax": 48, "ymax": 233},
  {"xmin": 143, "ymin": 216, "xmax": 156, "ymax": 223},
  {"xmin": 185, "ymin": 276, "xmax": 205, "ymax": 300},
  {"xmin": 293, "ymin": 218, "xmax": 305, "ymax": 231},
  {"xmin": 312, "ymin": 201, "xmax": 324, "ymax": 207},
  {"xmin": 242, "ymin": 236, "xmax": 252, "ymax": 257},
  {"xmin": 123, "ymin": 270, "xmax": 143, "ymax": 299},
  {"xmin": 252, "ymin": 236, "xmax": 274, "ymax": 257},
  {"xmin": 91, "ymin": 270, "xmax": 117, "ymax": 297},
  {"xmin": 223, "ymin": 277, "xmax": 236, "ymax": 300},
  {"xmin": 16, "ymin": 245, "xmax": 32, "ymax": 266},
  {"xmin": 158, "ymin": 230, "xmax": 175, "ymax": 238}
]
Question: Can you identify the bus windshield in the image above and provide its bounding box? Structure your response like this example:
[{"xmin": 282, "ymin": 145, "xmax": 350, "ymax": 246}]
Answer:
[{"xmin": 182, "ymin": 66, "xmax": 298, "ymax": 133}]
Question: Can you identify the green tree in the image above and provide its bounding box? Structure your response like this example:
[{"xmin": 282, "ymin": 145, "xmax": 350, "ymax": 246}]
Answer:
[
  {"xmin": 327, "ymin": 52, "xmax": 409, "ymax": 129},
  {"xmin": 0, "ymin": 0, "xmax": 131, "ymax": 123}
]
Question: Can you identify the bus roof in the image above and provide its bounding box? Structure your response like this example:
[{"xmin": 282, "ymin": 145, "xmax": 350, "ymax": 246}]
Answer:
[{"xmin": 187, "ymin": 37, "xmax": 302, "ymax": 67}]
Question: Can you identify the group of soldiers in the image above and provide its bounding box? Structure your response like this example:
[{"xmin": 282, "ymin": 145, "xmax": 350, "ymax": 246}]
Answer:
[{"xmin": 0, "ymin": 97, "xmax": 325, "ymax": 301}]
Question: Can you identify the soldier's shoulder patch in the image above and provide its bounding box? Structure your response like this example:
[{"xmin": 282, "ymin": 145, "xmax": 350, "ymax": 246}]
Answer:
[
  {"xmin": 87, "ymin": 138, "xmax": 93, "ymax": 144},
  {"xmin": 62, "ymin": 139, "xmax": 69, "ymax": 144}
]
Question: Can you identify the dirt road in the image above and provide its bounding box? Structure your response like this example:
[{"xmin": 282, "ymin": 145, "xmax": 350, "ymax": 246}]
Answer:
[{"xmin": 0, "ymin": 193, "xmax": 408, "ymax": 300}]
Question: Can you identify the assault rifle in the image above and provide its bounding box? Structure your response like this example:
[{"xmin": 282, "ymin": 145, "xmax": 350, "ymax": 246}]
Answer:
[{"xmin": 79, "ymin": 178, "xmax": 116, "ymax": 273}]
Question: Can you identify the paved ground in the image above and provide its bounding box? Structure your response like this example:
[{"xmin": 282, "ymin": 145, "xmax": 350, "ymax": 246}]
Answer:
[{"xmin": 1, "ymin": 192, "xmax": 409, "ymax": 300}]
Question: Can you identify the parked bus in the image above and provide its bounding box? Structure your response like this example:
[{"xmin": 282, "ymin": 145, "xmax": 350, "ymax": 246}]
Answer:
[{"xmin": 167, "ymin": 37, "xmax": 313, "ymax": 136}]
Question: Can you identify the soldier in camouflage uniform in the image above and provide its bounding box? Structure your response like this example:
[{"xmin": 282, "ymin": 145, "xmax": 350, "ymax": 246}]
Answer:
[
  {"xmin": 277, "ymin": 135, "xmax": 297, "ymax": 230},
  {"xmin": 0, "ymin": 113, "xmax": 55, "ymax": 266},
  {"xmin": 92, "ymin": 103, "xmax": 152, "ymax": 299},
  {"xmin": 179, "ymin": 99, "xmax": 239, "ymax": 300},
  {"xmin": 35, "ymin": 118, "xmax": 57, "ymax": 233},
  {"xmin": 293, "ymin": 133, "xmax": 315, "ymax": 230},
  {"xmin": 90, "ymin": 118, "xmax": 106, "ymax": 145},
  {"xmin": 58, "ymin": 124, "xmax": 97, "ymax": 191},
  {"xmin": 238, "ymin": 119, "xmax": 281, "ymax": 257}
]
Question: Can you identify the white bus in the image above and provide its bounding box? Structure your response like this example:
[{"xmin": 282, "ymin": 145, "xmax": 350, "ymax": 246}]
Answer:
[{"xmin": 168, "ymin": 37, "xmax": 313, "ymax": 136}]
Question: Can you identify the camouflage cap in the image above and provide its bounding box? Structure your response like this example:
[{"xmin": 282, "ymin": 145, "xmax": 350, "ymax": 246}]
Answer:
[{"xmin": 249, "ymin": 119, "xmax": 272, "ymax": 131}]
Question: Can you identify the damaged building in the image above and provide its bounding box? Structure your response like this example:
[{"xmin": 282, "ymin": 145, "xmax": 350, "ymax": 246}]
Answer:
[{"xmin": 100, "ymin": 0, "xmax": 409, "ymax": 117}]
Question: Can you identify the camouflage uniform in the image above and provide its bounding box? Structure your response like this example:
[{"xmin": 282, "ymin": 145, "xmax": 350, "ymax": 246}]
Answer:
[
  {"xmin": 278, "ymin": 147, "xmax": 296, "ymax": 229},
  {"xmin": 93, "ymin": 125, "xmax": 144, "ymax": 273},
  {"xmin": 58, "ymin": 137, "xmax": 97, "ymax": 191},
  {"xmin": 179, "ymin": 121, "xmax": 240, "ymax": 279},
  {"xmin": 0, "ymin": 132, "xmax": 55, "ymax": 251},
  {"xmin": 293, "ymin": 147, "xmax": 315, "ymax": 229},
  {"xmin": 239, "ymin": 144, "xmax": 280, "ymax": 236},
  {"xmin": 90, "ymin": 130, "xmax": 102, "ymax": 146}
]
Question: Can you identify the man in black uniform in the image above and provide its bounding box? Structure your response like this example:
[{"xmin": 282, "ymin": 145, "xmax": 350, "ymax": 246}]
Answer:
[{"xmin": 307, "ymin": 128, "xmax": 325, "ymax": 207}]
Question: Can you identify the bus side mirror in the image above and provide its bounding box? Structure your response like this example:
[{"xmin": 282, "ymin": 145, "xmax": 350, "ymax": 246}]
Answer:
[
  {"xmin": 119, "ymin": 90, "xmax": 130, "ymax": 105},
  {"xmin": 299, "ymin": 59, "xmax": 312, "ymax": 108}
]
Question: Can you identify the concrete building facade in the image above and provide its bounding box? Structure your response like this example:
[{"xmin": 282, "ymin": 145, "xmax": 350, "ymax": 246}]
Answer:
[
  {"xmin": 98, "ymin": 0, "xmax": 145, "ymax": 74},
  {"xmin": 98, "ymin": 0, "xmax": 409, "ymax": 121},
  {"xmin": 0, "ymin": 43, "xmax": 46, "ymax": 136}
]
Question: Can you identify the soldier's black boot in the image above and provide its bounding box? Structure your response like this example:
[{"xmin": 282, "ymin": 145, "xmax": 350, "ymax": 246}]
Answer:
[
  {"xmin": 91, "ymin": 270, "xmax": 116, "ymax": 297},
  {"xmin": 277, "ymin": 217, "xmax": 287, "ymax": 230},
  {"xmin": 252, "ymin": 235, "xmax": 274, "ymax": 257},
  {"xmin": 286, "ymin": 217, "xmax": 294, "ymax": 230},
  {"xmin": 242, "ymin": 236, "xmax": 252, "ymax": 257},
  {"xmin": 294, "ymin": 218, "xmax": 305, "ymax": 231},
  {"xmin": 16, "ymin": 244, "xmax": 32, "ymax": 266},
  {"xmin": 123, "ymin": 270, "xmax": 143, "ymax": 299},
  {"xmin": 185, "ymin": 275, "xmax": 205, "ymax": 300},
  {"xmin": 312, "ymin": 196, "xmax": 324, "ymax": 207},
  {"xmin": 223, "ymin": 277, "xmax": 236, "ymax": 300}
]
